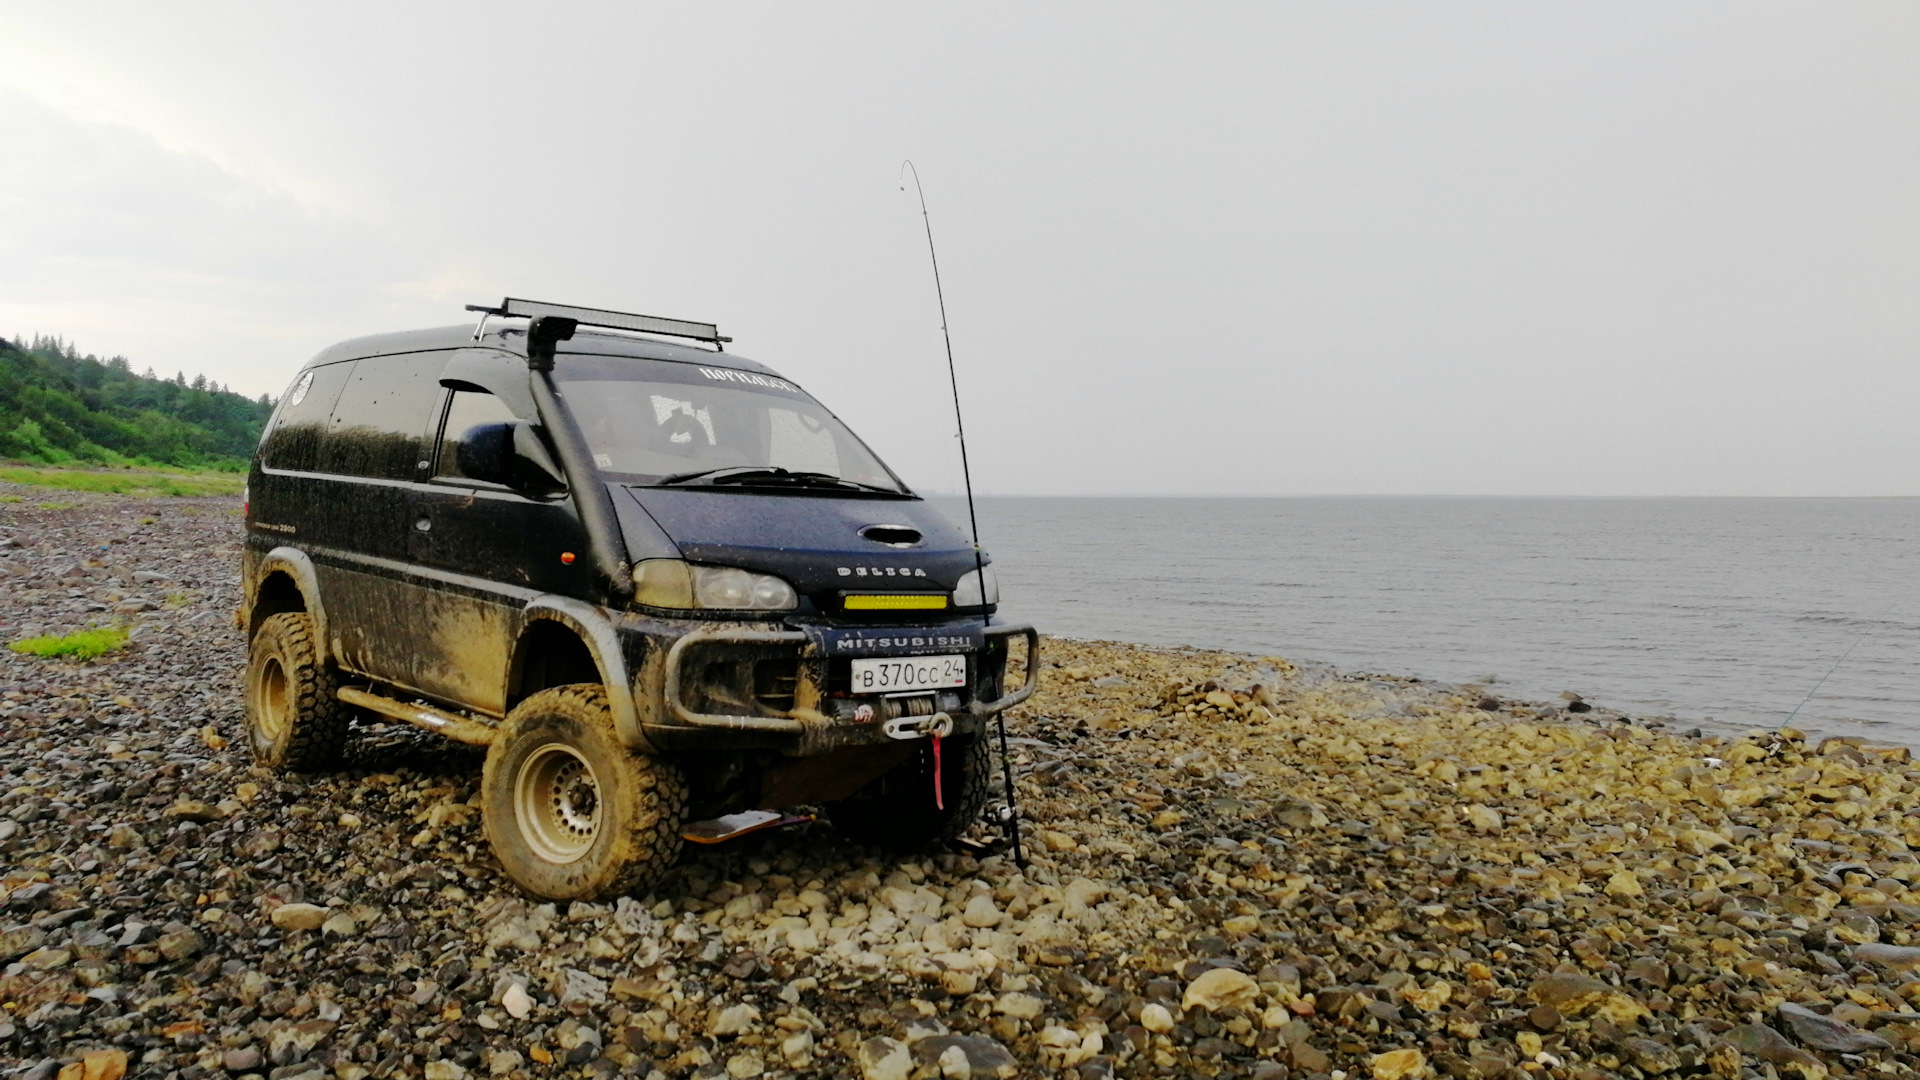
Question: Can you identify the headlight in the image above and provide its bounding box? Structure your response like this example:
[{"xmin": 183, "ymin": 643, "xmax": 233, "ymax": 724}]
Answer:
[
  {"xmin": 952, "ymin": 566, "xmax": 999, "ymax": 608},
  {"xmin": 632, "ymin": 560, "xmax": 798, "ymax": 611}
]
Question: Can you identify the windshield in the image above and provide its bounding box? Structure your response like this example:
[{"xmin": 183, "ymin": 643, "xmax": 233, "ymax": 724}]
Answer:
[{"xmin": 554, "ymin": 356, "xmax": 909, "ymax": 493}]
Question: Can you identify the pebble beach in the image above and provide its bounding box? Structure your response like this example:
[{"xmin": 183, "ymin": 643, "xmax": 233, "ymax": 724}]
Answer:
[{"xmin": 7, "ymin": 491, "xmax": 1920, "ymax": 1080}]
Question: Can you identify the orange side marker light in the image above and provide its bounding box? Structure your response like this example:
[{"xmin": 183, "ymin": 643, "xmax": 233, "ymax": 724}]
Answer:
[{"xmin": 560, "ymin": 552, "xmax": 576, "ymax": 564}]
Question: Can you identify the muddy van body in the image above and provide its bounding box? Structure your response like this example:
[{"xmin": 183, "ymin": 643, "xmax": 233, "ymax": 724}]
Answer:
[{"xmin": 239, "ymin": 299, "xmax": 1035, "ymax": 898}]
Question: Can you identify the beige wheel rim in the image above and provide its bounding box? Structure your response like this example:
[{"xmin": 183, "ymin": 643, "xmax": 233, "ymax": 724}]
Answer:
[
  {"xmin": 253, "ymin": 656, "xmax": 291, "ymax": 748},
  {"xmin": 515, "ymin": 743, "xmax": 601, "ymax": 864}
]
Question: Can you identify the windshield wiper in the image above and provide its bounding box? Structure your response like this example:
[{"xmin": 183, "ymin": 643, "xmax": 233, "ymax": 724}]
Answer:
[
  {"xmin": 653, "ymin": 467, "xmax": 902, "ymax": 494},
  {"xmin": 655, "ymin": 466, "xmax": 763, "ymax": 485},
  {"xmin": 764, "ymin": 470, "xmax": 905, "ymax": 494}
]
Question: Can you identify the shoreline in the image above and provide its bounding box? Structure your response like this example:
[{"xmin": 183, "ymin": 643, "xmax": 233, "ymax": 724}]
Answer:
[{"xmin": 5, "ymin": 493, "xmax": 1920, "ymax": 1078}]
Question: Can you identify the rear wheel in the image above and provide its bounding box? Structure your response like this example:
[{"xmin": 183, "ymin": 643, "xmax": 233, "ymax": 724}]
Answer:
[
  {"xmin": 825, "ymin": 733, "xmax": 992, "ymax": 851},
  {"xmin": 244, "ymin": 612, "xmax": 350, "ymax": 771},
  {"xmin": 482, "ymin": 685, "xmax": 687, "ymax": 900}
]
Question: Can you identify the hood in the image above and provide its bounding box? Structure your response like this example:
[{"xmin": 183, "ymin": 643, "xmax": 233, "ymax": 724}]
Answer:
[{"xmin": 615, "ymin": 486, "xmax": 984, "ymax": 599}]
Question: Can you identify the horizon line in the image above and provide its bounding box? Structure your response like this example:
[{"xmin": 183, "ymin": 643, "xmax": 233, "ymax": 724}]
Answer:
[{"xmin": 915, "ymin": 491, "xmax": 1920, "ymax": 500}]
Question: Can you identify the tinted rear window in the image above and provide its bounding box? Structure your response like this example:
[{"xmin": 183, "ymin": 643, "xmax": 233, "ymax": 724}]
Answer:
[
  {"xmin": 317, "ymin": 351, "xmax": 450, "ymax": 480},
  {"xmin": 260, "ymin": 362, "xmax": 354, "ymax": 472}
]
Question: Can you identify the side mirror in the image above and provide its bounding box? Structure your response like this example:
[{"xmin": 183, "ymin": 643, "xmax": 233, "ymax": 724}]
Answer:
[
  {"xmin": 455, "ymin": 421, "xmax": 567, "ymax": 494},
  {"xmin": 509, "ymin": 422, "xmax": 567, "ymax": 492}
]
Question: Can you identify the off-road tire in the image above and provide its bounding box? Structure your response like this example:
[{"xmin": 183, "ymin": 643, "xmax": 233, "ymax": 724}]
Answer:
[
  {"xmin": 825, "ymin": 733, "xmax": 993, "ymax": 851},
  {"xmin": 244, "ymin": 611, "xmax": 351, "ymax": 771},
  {"xmin": 481, "ymin": 684, "xmax": 687, "ymax": 901}
]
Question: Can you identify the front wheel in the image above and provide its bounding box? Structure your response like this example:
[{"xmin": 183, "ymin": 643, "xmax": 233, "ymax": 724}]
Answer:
[
  {"xmin": 825, "ymin": 733, "xmax": 993, "ymax": 851},
  {"xmin": 481, "ymin": 685, "xmax": 688, "ymax": 900}
]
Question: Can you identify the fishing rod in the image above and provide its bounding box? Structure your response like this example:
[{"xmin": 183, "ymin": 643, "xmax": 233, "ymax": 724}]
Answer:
[
  {"xmin": 1783, "ymin": 596, "xmax": 1904, "ymax": 727},
  {"xmin": 900, "ymin": 160, "xmax": 1024, "ymax": 868}
]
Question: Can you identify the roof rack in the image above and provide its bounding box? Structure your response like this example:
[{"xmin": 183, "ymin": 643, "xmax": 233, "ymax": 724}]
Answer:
[{"xmin": 465, "ymin": 297, "xmax": 730, "ymax": 346}]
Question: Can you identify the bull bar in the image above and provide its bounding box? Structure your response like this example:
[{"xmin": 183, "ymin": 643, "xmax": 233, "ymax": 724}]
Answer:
[{"xmin": 661, "ymin": 622, "xmax": 1040, "ymax": 735}]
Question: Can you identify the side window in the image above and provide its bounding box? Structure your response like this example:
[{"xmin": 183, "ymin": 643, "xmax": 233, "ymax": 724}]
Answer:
[
  {"xmin": 261, "ymin": 362, "xmax": 354, "ymax": 472},
  {"xmin": 435, "ymin": 391, "xmax": 521, "ymax": 483},
  {"xmin": 317, "ymin": 351, "xmax": 449, "ymax": 479}
]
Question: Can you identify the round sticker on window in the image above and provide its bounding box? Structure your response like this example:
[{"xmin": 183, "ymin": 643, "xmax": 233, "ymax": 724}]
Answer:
[{"xmin": 287, "ymin": 371, "xmax": 315, "ymax": 407}]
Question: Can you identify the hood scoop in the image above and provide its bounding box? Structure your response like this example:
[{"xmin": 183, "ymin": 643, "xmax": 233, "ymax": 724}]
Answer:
[{"xmin": 860, "ymin": 524, "xmax": 923, "ymax": 548}]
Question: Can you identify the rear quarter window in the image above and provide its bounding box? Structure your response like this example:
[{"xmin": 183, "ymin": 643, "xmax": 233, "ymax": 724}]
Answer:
[
  {"xmin": 318, "ymin": 351, "xmax": 450, "ymax": 480},
  {"xmin": 260, "ymin": 362, "xmax": 354, "ymax": 472}
]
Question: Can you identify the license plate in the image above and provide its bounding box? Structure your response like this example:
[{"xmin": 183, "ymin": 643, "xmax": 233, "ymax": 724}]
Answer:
[{"xmin": 849, "ymin": 654, "xmax": 967, "ymax": 693}]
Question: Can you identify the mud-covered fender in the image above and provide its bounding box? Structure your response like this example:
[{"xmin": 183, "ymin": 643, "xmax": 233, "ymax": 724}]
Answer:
[
  {"xmin": 255, "ymin": 547, "xmax": 330, "ymax": 661},
  {"xmin": 519, "ymin": 596, "xmax": 653, "ymax": 754}
]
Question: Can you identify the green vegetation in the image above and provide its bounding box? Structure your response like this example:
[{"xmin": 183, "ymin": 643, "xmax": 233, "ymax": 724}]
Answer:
[
  {"xmin": 0, "ymin": 334, "xmax": 273, "ymax": 469},
  {"xmin": 9, "ymin": 625, "xmax": 131, "ymax": 661},
  {"xmin": 0, "ymin": 465, "xmax": 246, "ymax": 497}
]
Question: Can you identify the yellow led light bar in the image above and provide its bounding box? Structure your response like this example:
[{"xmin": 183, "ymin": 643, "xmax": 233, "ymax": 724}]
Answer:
[{"xmin": 844, "ymin": 593, "xmax": 950, "ymax": 611}]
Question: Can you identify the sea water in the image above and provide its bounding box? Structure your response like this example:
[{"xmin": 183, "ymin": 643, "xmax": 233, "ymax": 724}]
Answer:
[{"xmin": 941, "ymin": 497, "xmax": 1920, "ymax": 743}]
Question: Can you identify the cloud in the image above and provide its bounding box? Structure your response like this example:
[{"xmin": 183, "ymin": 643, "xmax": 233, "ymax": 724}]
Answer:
[{"xmin": 0, "ymin": 88, "xmax": 442, "ymax": 394}]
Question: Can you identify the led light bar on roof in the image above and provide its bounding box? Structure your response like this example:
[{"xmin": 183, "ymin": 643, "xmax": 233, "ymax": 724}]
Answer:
[{"xmin": 465, "ymin": 297, "xmax": 728, "ymax": 345}]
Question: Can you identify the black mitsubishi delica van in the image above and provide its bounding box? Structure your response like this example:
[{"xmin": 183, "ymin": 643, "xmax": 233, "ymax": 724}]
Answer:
[{"xmin": 240, "ymin": 298, "xmax": 1036, "ymax": 900}]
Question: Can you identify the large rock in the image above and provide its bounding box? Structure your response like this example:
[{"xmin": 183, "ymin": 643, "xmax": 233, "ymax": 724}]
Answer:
[
  {"xmin": 270, "ymin": 903, "xmax": 330, "ymax": 931},
  {"xmin": 1852, "ymin": 943, "xmax": 1920, "ymax": 970},
  {"xmin": 156, "ymin": 929, "xmax": 204, "ymax": 960},
  {"xmin": 912, "ymin": 1035, "xmax": 1019, "ymax": 1080},
  {"xmin": 0, "ymin": 926, "xmax": 47, "ymax": 961},
  {"xmin": 21, "ymin": 947, "xmax": 70, "ymax": 970},
  {"xmin": 553, "ymin": 968, "xmax": 607, "ymax": 1010},
  {"xmin": 1776, "ymin": 1002, "xmax": 1891, "ymax": 1053},
  {"xmin": 1605, "ymin": 870, "xmax": 1643, "ymax": 898},
  {"xmin": 1183, "ymin": 967, "xmax": 1259, "ymax": 1012},
  {"xmin": 1621, "ymin": 1038, "xmax": 1680, "ymax": 1074},
  {"xmin": 266, "ymin": 1019, "xmax": 335, "ymax": 1065},
  {"xmin": 78, "ymin": 1049, "xmax": 127, "ymax": 1080},
  {"xmin": 165, "ymin": 800, "xmax": 226, "ymax": 823},
  {"xmin": 1724, "ymin": 1024, "xmax": 1828, "ymax": 1080},
  {"xmin": 1371, "ymin": 1048, "xmax": 1428, "ymax": 1080},
  {"xmin": 858, "ymin": 1037, "xmax": 912, "ymax": 1080},
  {"xmin": 707, "ymin": 1002, "xmax": 760, "ymax": 1037},
  {"xmin": 992, "ymin": 992, "xmax": 1045, "ymax": 1020},
  {"xmin": 501, "ymin": 982, "xmax": 533, "ymax": 1019},
  {"xmin": 1527, "ymin": 973, "xmax": 1648, "ymax": 1024},
  {"xmin": 1315, "ymin": 986, "xmax": 1374, "ymax": 1020},
  {"xmin": 960, "ymin": 895, "xmax": 1003, "ymax": 928}
]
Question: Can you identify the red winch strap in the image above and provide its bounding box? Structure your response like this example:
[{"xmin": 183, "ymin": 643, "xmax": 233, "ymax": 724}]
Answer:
[{"xmin": 932, "ymin": 733, "xmax": 945, "ymax": 811}]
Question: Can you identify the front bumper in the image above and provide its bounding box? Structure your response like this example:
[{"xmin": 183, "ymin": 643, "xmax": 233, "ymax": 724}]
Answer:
[{"xmin": 634, "ymin": 617, "xmax": 1038, "ymax": 753}]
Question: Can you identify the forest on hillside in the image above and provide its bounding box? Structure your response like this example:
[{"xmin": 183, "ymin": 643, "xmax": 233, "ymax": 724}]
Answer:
[{"xmin": 0, "ymin": 335, "xmax": 275, "ymax": 469}]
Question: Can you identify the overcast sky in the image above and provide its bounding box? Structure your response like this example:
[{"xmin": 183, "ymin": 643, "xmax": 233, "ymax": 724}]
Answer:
[{"xmin": 1, "ymin": 4, "xmax": 1915, "ymax": 496}]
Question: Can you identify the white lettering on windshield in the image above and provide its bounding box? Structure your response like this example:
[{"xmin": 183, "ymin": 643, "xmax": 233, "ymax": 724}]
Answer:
[{"xmin": 697, "ymin": 368, "xmax": 799, "ymax": 393}]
